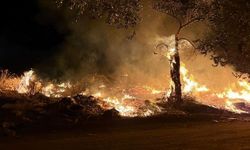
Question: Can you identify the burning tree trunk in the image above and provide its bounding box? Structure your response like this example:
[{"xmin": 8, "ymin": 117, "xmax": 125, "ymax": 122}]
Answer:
[
  {"xmin": 153, "ymin": 0, "xmax": 210, "ymax": 105},
  {"xmin": 169, "ymin": 35, "xmax": 182, "ymax": 103},
  {"xmin": 156, "ymin": 34, "xmax": 182, "ymax": 104}
]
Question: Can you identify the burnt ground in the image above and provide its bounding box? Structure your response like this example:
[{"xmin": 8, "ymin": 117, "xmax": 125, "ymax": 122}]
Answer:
[{"xmin": 1, "ymin": 92, "xmax": 250, "ymax": 149}]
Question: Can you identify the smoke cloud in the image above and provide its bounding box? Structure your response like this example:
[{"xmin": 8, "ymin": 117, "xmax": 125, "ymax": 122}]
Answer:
[{"xmin": 35, "ymin": 0, "xmax": 238, "ymax": 92}]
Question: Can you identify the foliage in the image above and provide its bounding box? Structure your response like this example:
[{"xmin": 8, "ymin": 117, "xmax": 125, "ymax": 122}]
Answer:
[
  {"xmin": 198, "ymin": 0, "xmax": 250, "ymax": 76},
  {"xmin": 153, "ymin": 0, "xmax": 210, "ymax": 30},
  {"xmin": 56, "ymin": 0, "xmax": 142, "ymax": 28}
]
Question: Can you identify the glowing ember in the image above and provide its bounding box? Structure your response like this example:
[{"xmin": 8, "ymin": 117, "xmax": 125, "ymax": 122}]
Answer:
[
  {"xmin": 102, "ymin": 97, "xmax": 136, "ymax": 117},
  {"xmin": 81, "ymin": 88, "xmax": 161, "ymax": 117}
]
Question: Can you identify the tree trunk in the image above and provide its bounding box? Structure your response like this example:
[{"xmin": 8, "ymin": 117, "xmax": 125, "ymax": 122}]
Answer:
[{"xmin": 169, "ymin": 35, "xmax": 182, "ymax": 104}]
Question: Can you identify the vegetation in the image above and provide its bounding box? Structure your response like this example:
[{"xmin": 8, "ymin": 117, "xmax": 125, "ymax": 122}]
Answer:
[{"xmin": 198, "ymin": 0, "xmax": 250, "ymax": 78}]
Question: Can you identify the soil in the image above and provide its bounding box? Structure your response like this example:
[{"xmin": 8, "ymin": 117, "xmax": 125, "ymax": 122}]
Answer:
[{"xmin": 1, "ymin": 115, "xmax": 250, "ymax": 150}]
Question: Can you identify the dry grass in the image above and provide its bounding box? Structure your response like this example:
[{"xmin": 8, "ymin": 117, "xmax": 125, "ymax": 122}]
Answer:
[{"xmin": 0, "ymin": 70, "xmax": 20, "ymax": 92}]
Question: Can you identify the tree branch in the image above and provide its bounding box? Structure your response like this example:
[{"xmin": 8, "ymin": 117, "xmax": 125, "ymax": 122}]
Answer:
[
  {"xmin": 154, "ymin": 43, "xmax": 169, "ymax": 55},
  {"xmin": 180, "ymin": 17, "xmax": 204, "ymax": 29},
  {"xmin": 178, "ymin": 38, "xmax": 198, "ymax": 49}
]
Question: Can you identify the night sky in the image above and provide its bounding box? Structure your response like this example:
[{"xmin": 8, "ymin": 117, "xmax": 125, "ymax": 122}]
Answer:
[{"xmin": 0, "ymin": 0, "xmax": 68, "ymax": 74}]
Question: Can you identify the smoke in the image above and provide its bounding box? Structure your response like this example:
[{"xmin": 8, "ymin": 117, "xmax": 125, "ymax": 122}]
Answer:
[{"xmin": 35, "ymin": 0, "xmax": 238, "ymax": 92}]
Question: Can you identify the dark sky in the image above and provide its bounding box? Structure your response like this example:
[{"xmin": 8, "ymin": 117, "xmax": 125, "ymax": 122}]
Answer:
[{"xmin": 0, "ymin": 0, "xmax": 68, "ymax": 74}]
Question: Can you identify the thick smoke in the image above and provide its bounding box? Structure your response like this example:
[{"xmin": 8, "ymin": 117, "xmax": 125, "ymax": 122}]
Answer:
[
  {"xmin": 36, "ymin": 0, "xmax": 238, "ymax": 92},
  {"xmin": 36, "ymin": 1, "xmax": 169, "ymax": 89}
]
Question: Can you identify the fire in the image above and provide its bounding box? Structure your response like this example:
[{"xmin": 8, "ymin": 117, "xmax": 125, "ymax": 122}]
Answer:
[
  {"xmin": 166, "ymin": 48, "xmax": 177, "ymax": 60},
  {"xmin": 2, "ymin": 35, "xmax": 250, "ymax": 117},
  {"xmin": 2, "ymin": 60, "xmax": 250, "ymax": 116},
  {"xmin": 178, "ymin": 63, "xmax": 250, "ymax": 113},
  {"xmin": 17, "ymin": 70, "xmax": 37, "ymax": 94},
  {"xmin": 93, "ymin": 92, "xmax": 102, "ymax": 98},
  {"xmin": 41, "ymin": 82, "xmax": 72, "ymax": 98},
  {"xmin": 143, "ymin": 86, "xmax": 163, "ymax": 94},
  {"xmin": 81, "ymin": 88, "xmax": 161, "ymax": 117},
  {"xmin": 8, "ymin": 69, "xmax": 72, "ymax": 98},
  {"xmin": 225, "ymin": 100, "xmax": 247, "ymax": 114},
  {"xmin": 217, "ymin": 81, "xmax": 250, "ymax": 102},
  {"xmin": 102, "ymin": 96, "xmax": 136, "ymax": 117},
  {"xmin": 180, "ymin": 63, "xmax": 209, "ymax": 93},
  {"xmin": 0, "ymin": 70, "xmax": 20, "ymax": 91}
]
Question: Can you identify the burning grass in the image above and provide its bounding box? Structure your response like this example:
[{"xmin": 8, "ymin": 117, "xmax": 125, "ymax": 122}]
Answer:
[
  {"xmin": 0, "ymin": 70, "xmax": 20, "ymax": 92},
  {"xmin": 1, "ymin": 59, "xmax": 250, "ymax": 122},
  {"xmin": 0, "ymin": 70, "xmax": 247, "ymax": 137}
]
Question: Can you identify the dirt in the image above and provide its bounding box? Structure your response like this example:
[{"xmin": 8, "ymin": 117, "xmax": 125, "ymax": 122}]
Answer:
[
  {"xmin": 1, "ymin": 93, "xmax": 249, "ymax": 150},
  {"xmin": 1, "ymin": 117, "xmax": 250, "ymax": 150}
]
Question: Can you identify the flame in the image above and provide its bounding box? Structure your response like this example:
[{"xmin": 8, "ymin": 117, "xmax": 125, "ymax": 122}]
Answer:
[
  {"xmin": 102, "ymin": 96, "xmax": 136, "ymax": 117},
  {"xmin": 143, "ymin": 86, "xmax": 163, "ymax": 94},
  {"xmin": 217, "ymin": 81, "xmax": 250, "ymax": 102},
  {"xmin": 225, "ymin": 100, "xmax": 247, "ymax": 114},
  {"xmin": 82, "ymin": 89, "xmax": 161, "ymax": 117},
  {"xmin": 0, "ymin": 70, "xmax": 20, "ymax": 91},
  {"xmin": 166, "ymin": 48, "xmax": 177, "ymax": 60},
  {"xmin": 2, "ymin": 60, "xmax": 250, "ymax": 116},
  {"xmin": 14, "ymin": 70, "xmax": 72, "ymax": 98},
  {"xmin": 93, "ymin": 92, "xmax": 102, "ymax": 98},
  {"xmin": 17, "ymin": 70, "xmax": 36, "ymax": 94},
  {"xmin": 180, "ymin": 63, "xmax": 209, "ymax": 93},
  {"xmin": 41, "ymin": 82, "xmax": 72, "ymax": 98},
  {"xmin": 179, "ymin": 63, "xmax": 250, "ymax": 113}
]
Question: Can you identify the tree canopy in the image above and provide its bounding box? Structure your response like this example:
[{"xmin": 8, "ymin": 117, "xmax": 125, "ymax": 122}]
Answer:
[
  {"xmin": 153, "ymin": 0, "xmax": 209, "ymax": 28},
  {"xmin": 198, "ymin": 0, "xmax": 250, "ymax": 77},
  {"xmin": 56, "ymin": 0, "xmax": 141, "ymax": 28}
]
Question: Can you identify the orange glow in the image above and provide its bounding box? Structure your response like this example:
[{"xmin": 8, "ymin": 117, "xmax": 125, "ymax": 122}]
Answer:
[{"xmin": 1, "ymin": 61, "xmax": 250, "ymax": 116}]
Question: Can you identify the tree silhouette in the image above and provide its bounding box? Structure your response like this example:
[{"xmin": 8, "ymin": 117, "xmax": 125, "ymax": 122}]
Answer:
[{"xmin": 56, "ymin": 0, "xmax": 141, "ymax": 28}]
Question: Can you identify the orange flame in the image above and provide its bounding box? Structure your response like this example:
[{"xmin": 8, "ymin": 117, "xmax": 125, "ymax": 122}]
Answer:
[{"xmin": 2, "ymin": 60, "xmax": 250, "ymax": 116}]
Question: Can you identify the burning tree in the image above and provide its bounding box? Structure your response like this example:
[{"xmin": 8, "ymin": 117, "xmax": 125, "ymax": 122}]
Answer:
[
  {"xmin": 56, "ymin": 0, "xmax": 249, "ymax": 106},
  {"xmin": 57, "ymin": 0, "xmax": 211, "ymax": 104},
  {"xmin": 153, "ymin": 0, "xmax": 209, "ymax": 104}
]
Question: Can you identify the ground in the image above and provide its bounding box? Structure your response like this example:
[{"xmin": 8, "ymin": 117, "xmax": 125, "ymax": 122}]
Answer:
[
  {"xmin": 1, "ymin": 93, "xmax": 249, "ymax": 149},
  {"xmin": 1, "ymin": 117, "xmax": 250, "ymax": 150}
]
